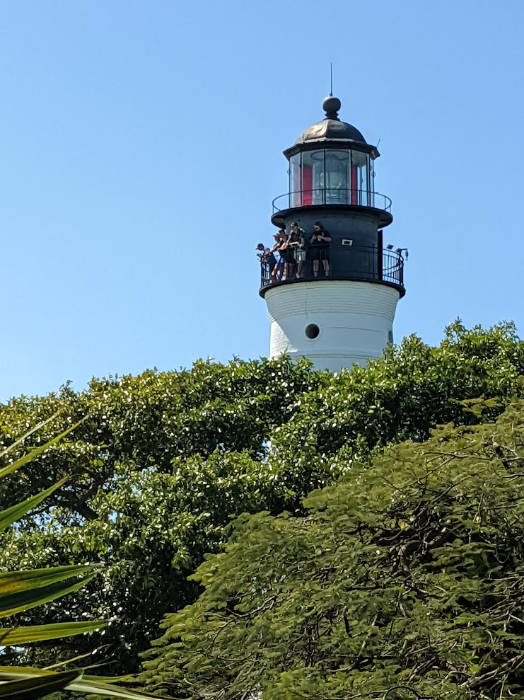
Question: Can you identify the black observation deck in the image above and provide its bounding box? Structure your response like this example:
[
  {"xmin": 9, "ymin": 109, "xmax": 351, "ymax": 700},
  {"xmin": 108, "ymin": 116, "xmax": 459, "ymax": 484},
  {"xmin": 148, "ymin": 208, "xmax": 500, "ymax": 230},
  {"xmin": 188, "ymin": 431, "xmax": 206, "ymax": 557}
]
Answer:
[{"xmin": 259, "ymin": 244, "xmax": 405, "ymax": 298}]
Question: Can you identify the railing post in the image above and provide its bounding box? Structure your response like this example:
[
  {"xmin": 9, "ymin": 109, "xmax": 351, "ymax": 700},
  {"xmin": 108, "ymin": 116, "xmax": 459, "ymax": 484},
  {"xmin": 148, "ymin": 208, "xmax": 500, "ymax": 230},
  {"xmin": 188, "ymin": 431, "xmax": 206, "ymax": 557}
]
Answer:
[{"xmin": 377, "ymin": 229, "xmax": 383, "ymax": 281}]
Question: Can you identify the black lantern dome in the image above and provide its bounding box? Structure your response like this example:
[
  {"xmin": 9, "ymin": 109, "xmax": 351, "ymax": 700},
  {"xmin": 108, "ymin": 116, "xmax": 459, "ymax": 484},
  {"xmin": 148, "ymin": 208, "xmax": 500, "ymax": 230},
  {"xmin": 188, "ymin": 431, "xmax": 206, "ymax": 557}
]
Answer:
[
  {"xmin": 294, "ymin": 96, "xmax": 367, "ymax": 148},
  {"xmin": 285, "ymin": 96, "xmax": 379, "ymax": 159}
]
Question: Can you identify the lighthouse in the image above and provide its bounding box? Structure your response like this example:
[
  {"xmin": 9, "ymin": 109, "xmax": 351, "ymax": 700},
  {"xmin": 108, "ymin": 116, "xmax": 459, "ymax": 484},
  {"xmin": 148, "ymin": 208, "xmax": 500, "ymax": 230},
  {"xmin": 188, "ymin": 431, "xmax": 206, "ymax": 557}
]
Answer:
[{"xmin": 259, "ymin": 96, "xmax": 406, "ymax": 372}]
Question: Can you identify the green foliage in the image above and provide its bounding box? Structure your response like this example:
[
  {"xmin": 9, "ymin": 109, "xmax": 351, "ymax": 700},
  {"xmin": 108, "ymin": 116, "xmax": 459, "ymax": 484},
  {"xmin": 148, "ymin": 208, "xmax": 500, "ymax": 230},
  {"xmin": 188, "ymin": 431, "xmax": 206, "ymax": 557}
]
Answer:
[
  {"xmin": 0, "ymin": 427, "xmax": 157, "ymax": 698},
  {"xmin": 0, "ymin": 565, "xmax": 97, "ymax": 618},
  {"xmin": 0, "ymin": 669, "xmax": 83, "ymax": 699},
  {"xmin": 266, "ymin": 321, "xmax": 523, "ymax": 481},
  {"xmin": 0, "ymin": 357, "xmax": 316, "ymax": 673},
  {"xmin": 142, "ymin": 400, "xmax": 524, "ymax": 699},
  {"xmin": 0, "ymin": 324, "xmax": 522, "ymax": 675}
]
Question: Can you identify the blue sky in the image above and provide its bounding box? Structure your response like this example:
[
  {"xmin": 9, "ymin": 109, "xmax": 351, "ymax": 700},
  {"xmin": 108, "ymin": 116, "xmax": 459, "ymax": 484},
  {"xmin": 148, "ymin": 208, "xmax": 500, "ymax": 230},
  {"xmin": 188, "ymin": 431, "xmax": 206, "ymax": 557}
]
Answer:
[{"xmin": 1, "ymin": 0, "xmax": 523, "ymax": 400}]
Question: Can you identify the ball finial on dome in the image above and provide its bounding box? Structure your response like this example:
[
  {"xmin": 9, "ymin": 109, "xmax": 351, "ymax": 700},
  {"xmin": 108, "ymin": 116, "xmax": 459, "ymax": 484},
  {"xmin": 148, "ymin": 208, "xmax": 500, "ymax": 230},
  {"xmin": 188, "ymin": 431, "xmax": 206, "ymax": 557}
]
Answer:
[{"xmin": 322, "ymin": 95, "xmax": 341, "ymax": 119}]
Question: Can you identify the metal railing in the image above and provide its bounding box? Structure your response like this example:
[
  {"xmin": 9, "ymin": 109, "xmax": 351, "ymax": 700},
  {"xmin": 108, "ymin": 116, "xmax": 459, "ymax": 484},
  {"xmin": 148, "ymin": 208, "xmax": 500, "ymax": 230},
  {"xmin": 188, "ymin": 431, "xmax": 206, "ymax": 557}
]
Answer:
[
  {"xmin": 272, "ymin": 188, "xmax": 392, "ymax": 213},
  {"xmin": 259, "ymin": 244, "xmax": 404, "ymax": 294}
]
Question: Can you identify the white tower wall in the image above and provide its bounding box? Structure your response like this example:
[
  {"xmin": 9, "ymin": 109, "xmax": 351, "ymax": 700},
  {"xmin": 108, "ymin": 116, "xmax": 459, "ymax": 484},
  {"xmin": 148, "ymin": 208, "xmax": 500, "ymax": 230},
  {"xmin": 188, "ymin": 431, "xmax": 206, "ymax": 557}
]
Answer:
[{"xmin": 265, "ymin": 281, "xmax": 400, "ymax": 372}]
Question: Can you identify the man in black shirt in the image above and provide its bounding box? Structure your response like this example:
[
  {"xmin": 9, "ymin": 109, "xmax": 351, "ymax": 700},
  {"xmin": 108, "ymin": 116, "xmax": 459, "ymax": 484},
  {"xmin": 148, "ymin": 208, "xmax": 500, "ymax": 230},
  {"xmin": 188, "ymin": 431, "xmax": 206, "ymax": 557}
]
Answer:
[{"xmin": 309, "ymin": 222, "xmax": 332, "ymax": 277}]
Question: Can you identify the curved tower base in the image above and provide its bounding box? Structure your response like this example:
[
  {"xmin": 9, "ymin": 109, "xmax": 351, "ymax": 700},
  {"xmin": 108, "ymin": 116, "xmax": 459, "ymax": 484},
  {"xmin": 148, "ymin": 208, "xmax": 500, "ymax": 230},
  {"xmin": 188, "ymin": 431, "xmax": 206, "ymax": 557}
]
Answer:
[{"xmin": 266, "ymin": 280, "xmax": 400, "ymax": 372}]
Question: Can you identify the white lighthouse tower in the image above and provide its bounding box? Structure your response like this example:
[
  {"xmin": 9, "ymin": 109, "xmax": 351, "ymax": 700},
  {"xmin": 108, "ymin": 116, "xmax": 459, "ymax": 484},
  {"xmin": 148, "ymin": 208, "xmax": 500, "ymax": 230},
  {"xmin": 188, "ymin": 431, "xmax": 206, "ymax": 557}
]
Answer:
[{"xmin": 259, "ymin": 96, "xmax": 405, "ymax": 372}]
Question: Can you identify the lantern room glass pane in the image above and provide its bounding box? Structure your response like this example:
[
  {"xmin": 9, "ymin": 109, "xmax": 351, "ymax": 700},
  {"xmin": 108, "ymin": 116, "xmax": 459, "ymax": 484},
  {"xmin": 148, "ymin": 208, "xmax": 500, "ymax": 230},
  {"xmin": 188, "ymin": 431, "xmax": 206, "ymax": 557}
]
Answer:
[
  {"xmin": 350, "ymin": 150, "xmax": 370, "ymax": 205},
  {"xmin": 302, "ymin": 150, "xmax": 325, "ymax": 204},
  {"xmin": 289, "ymin": 153, "xmax": 302, "ymax": 207},
  {"xmin": 325, "ymin": 150, "xmax": 350, "ymax": 204}
]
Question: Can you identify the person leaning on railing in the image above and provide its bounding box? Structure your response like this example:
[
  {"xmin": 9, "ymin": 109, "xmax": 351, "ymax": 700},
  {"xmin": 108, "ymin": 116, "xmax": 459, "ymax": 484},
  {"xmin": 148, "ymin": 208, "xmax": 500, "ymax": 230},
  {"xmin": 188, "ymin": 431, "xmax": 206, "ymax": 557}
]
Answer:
[
  {"xmin": 309, "ymin": 222, "xmax": 332, "ymax": 278},
  {"xmin": 256, "ymin": 242, "xmax": 277, "ymax": 280},
  {"xmin": 270, "ymin": 228, "xmax": 287, "ymax": 281}
]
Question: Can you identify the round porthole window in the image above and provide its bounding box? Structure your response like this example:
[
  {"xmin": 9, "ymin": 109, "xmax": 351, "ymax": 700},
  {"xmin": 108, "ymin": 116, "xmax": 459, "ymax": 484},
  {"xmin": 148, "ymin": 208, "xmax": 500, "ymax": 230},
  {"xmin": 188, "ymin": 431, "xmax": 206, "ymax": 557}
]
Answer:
[{"xmin": 305, "ymin": 323, "xmax": 320, "ymax": 339}]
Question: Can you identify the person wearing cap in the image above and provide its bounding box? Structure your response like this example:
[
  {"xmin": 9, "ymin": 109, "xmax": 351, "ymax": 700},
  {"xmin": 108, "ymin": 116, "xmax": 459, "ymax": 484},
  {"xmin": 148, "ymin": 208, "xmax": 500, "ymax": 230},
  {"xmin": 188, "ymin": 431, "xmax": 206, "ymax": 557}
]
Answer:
[{"xmin": 256, "ymin": 242, "xmax": 277, "ymax": 281}]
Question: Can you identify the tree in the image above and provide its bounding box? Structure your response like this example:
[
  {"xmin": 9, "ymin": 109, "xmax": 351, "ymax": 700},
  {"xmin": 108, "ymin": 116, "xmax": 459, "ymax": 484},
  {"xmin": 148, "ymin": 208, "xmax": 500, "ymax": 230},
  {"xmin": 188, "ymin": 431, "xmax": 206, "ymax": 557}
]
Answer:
[
  {"xmin": 0, "ymin": 357, "xmax": 317, "ymax": 524},
  {"xmin": 0, "ymin": 357, "xmax": 318, "ymax": 674},
  {"xmin": 0, "ymin": 323, "xmax": 522, "ymax": 675},
  {"xmin": 141, "ymin": 400, "xmax": 524, "ymax": 699},
  {"xmin": 0, "ymin": 419, "xmax": 156, "ymax": 699}
]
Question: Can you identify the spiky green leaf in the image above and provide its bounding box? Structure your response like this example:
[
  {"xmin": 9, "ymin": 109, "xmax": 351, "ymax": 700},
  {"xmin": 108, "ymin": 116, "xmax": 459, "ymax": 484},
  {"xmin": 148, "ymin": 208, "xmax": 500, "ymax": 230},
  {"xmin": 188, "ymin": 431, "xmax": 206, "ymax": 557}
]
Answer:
[
  {"xmin": 0, "ymin": 478, "xmax": 68, "ymax": 533},
  {"xmin": 0, "ymin": 620, "xmax": 107, "ymax": 646},
  {"xmin": 0, "ymin": 669, "xmax": 81, "ymax": 699}
]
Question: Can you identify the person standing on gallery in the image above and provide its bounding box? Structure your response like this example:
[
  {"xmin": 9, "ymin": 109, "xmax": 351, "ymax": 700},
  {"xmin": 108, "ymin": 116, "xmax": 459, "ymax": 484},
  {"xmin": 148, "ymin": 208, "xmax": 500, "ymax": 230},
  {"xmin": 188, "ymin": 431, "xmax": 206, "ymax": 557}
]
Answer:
[
  {"xmin": 288, "ymin": 222, "xmax": 306, "ymax": 278},
  {"xmin": 309, "ymin": 222, "xmax": 332, "ymax": 277},
  {"xmin": 270, "ymin": 228, "xmax": 287, "ymax": 281}
]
